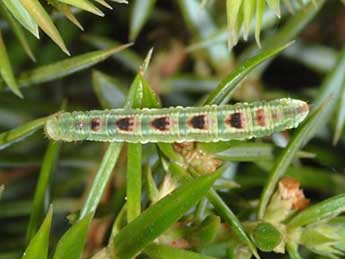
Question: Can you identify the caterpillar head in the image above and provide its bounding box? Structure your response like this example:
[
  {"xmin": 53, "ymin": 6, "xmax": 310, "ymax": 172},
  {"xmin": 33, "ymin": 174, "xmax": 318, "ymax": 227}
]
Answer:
[{"xmin": 291, "ymin": 99, "xmax": 309, "ymax": 126}]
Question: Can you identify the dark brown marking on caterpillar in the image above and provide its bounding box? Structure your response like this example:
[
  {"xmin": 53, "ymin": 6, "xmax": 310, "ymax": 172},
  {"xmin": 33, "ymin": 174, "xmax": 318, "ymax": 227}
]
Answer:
[
  {"xmin": 272, "ymin": 111, "xmax": 280, "ymax": 121},
  {"xmin": 91, "ymin": 117, "xmax": 102, "ymax": 131},
  {"xmin": 189, "ymin": 115, "xmax": 207, "ymax": 129},
  {"xmin": 226, "ymin": 112, "xmax": 242, "ymax": 129},
  {"xmin": 116, "ymin": 117, "xmax": 134, "ymax": 131},
  {"xmin": 151, "ymin": 117, "xmax": 170, "ymax": 131},
  {"xmin": 256, "ymin": 109, "xmax": 266, "ymax": 127}
]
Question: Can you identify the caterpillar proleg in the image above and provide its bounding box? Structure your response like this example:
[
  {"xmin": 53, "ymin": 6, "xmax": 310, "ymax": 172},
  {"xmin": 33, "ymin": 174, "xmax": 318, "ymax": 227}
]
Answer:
[{"xmin": 45, "ymin": 98, "xmax": 309, "ymax": 143}]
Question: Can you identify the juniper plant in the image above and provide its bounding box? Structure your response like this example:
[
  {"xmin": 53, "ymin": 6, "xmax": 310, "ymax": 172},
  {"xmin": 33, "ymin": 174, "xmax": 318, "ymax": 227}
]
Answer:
[{"xmin": 0, "ymin": 1, "xmax": 345, "ymax": 259}]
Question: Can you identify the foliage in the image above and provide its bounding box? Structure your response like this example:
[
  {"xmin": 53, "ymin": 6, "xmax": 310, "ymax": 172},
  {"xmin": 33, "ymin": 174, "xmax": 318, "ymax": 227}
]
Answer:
[{"xmin": 0, "ymin": 1, "xmax": 345, "ymax": 259}]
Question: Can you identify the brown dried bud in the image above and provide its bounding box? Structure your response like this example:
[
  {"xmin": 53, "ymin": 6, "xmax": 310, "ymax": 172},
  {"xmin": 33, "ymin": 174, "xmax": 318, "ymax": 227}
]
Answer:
[{"xmin": 279, "ymin": 176, "xmax": 309, "ymax": 211}]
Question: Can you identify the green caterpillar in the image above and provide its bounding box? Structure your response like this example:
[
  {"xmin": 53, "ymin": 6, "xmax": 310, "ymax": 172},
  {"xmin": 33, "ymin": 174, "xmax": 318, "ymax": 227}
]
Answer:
[{"xmin": 45, "ymin": 98, "xmax": 309, "ymax": 143}]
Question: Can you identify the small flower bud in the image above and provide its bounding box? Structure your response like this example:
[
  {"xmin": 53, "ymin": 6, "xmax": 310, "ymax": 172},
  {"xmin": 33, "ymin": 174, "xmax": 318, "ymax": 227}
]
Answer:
[{"xmin": 252, "ymin": 222, "xmax": 282, "ymax": 252}]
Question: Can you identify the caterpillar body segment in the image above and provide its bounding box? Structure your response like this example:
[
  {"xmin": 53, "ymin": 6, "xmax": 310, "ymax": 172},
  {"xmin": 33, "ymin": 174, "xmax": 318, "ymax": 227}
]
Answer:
[{"xmin": 45, "ymin": 98, "xmax": 309, "ymax": 143}]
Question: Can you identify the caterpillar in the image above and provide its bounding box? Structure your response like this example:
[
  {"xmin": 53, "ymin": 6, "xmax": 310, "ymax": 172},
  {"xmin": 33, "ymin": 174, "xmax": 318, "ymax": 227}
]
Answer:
[{"xmin": 45, "ymin": 98, "xmax": 309, "ymax": 143}]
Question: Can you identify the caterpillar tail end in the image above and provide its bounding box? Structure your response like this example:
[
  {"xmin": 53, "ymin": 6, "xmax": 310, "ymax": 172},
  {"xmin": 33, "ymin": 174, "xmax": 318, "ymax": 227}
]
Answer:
[{"xmin": 45, "ymin": 113, "xmax": 62, "ymax": 141}]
